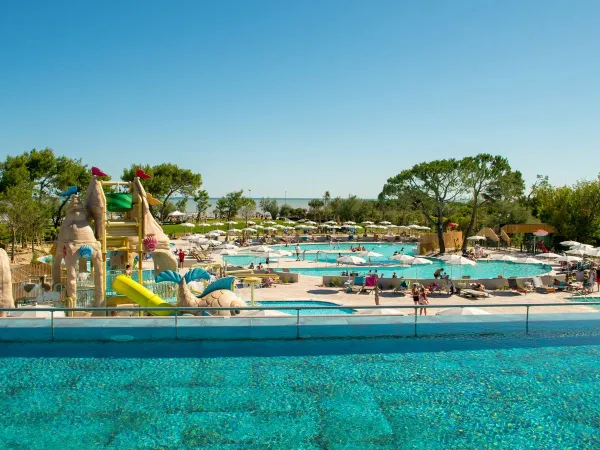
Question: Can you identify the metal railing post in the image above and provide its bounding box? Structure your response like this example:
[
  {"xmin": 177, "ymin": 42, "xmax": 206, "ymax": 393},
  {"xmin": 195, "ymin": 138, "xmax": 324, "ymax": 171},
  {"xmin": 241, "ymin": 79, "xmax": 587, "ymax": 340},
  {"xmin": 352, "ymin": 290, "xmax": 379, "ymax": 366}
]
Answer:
[
  {"xmin": 526, "ymin": 305, "xmax": 530, "ymax": 334},
  {"xmin": 51, "ymin": 310, "xmax": 54, "ymax": 340},
  {"xmin": 175, "ymin": 310, "xmax": 178, "ymax": 340},
  {"xmin": 414, "ymin": 307, "xmax": 418, "ymax": 336},
  {"xmin": 296, "ymin": 309, "xmax": 300, "ymax": 339}
]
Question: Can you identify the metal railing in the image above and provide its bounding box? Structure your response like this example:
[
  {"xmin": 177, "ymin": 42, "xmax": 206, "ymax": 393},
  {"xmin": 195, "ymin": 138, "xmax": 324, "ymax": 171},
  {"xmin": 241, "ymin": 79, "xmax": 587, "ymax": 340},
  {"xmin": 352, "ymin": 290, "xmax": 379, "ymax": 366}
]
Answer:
[{"xmin": 2, "ymin": 301, "xmax": 600, "ymax": 340}]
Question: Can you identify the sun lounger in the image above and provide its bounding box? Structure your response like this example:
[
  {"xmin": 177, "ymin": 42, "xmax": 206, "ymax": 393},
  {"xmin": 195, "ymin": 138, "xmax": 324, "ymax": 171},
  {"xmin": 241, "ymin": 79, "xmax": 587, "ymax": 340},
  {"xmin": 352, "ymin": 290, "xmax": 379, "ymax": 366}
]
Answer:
[
  {"xmin": 393, "ymin": 280, "xmax": 410, "ymax": 294},
  {"xmin": 460, "ymin": 289, "xmax": 490, "ymax": 299},
  {"xmin": 359, "ymin": 276, "xmax": 377, "ymax": 294},
  {"xmin": 532, "ymin": 277, "xmax": 556, "ymax": 294},
  {"xmin": 351, "ymin": 276, "xmax": 365, "ymax": 293},
  {"xmin": 507, "ymin": 278, "xmax": 531, "ymax": 294}
]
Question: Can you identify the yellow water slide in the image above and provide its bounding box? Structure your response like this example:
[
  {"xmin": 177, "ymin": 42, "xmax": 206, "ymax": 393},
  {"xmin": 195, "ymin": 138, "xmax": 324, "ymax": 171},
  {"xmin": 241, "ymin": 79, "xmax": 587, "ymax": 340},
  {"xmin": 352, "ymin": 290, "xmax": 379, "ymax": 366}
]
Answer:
[{"xmin": 112, "ymin": 274, "xmax": 173, "ymax": 316}]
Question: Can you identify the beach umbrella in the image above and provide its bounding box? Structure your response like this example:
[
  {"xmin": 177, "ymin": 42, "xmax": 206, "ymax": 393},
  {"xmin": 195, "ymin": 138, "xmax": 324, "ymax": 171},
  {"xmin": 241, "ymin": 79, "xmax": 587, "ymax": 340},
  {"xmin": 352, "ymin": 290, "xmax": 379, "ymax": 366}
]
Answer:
[
  {"xmin": 206, "ymin": 239, "xmax": 221, "ymax": 246},
  {"xmin": 380, "ymin": 221, "xmax": 392, "ymax": 225},
  {"xmin": 560, "ymin": 241, "xmax": 580, "ymax": 247},
  {"xmin": 251, "ymin": 245, "xmax": 273, "ymax": 253},
  {"xmin": 533, "ymin": 229, "xmax": 549, "ymax": 237},
  {"xmin": 400, "ymin": 257, "xmax": 433, "ymax": 279},
  {"xmin": 390, "ymin": 254, "xmax": 415, "ymax": 263},
  {"xmin": 438, "ymin": 254, "xmax": 463, "ymax": 261},
  {"xmin": 263, "ymin": 221, "xmax": 276, "ymax": 225},
  {"xmin": 263, "ymin": 226, "xmax": 277, "ymax": 232},
  {"xmin": 556, "ymin": 255, "xmax": 582, "ymax": 262},
  {"xmin": 337, "ymin": 255, "xmax": 366, "ymax": 265},
  {"xmin": 358, "ymin": 251, "xmax": 383, "ymax": 258},
  {"xmin": 181, "ymin": 222, "xmax": 195, "ymax": 228},
  {"xmin": 566, "ymin": 248, "xmax": 587, "ymax": 256},
  {"xmin": 242, "ymin": 227, "xmax": 257, "ymax": 232},
  {"xmin": 213, "ymin": 249, "xmax": 238, "ymax": 256},
  {"xmin": 251, "ymin": 224, "xmax": 264, "ymax": 229},
  {"xmin": 209, "ymin": 229, "xmax": 226, "ymax": 236},
  {"xmin": 215, "ymin": 243, "xmax": 238, "ymax": 250},
  {"xmin": 418, "ymin": 226, "xmax": 431, "ymax": 231},
  {"xmin": 169, "ymin": 211, "xmax": 185, "ymax": 217},
  {"xmin": 295, "ymin": 224, "xmax": 307, "ymax": 229},
  {"xmin": 247, "ymin": 221, "xmax": 256, "ymax": 225},
  {"xmin": 198, "ymin": 222, "xmax": 210, "ymax": 226},
  {"xmin": 344, "ymin": 221, "xmax": 356, "ymax": 225},
  {"xmin": 271, "ymin": 250, "xmax": 293, "ymax": 257},
  {"xmin": 407, "ymin": 224, "xmax": 421, "ymax": 229},
  {"xmin": 213, "ymin": 222, "xmax": 224, "ymax": 226},
  {"xmin": 444, "ymin": 256, "xmax": 476, "ymax": 278},
  {"xmin": 447, "ymin": 222, "xmax": 458, "ymax": 228},
  {"xmin": 305, "ymin": 220, "xmax": 317, "ymax": 225},
  {"xmin": 436, "ymin": 307, "xmax": 491, "ymax": 316},
  {"xmin": 362, "ymin": 221, "xmax": 374, "ymax": 225},
  {"xmin": 466, "ymin": 235, "xmax": 486, "ymax": 241},
  {"xmin": 227, "ymin": 229, "xmax": 241, "ymax": 234},
  {"xmin": 226, "ymin": 220, "xmax": 237, "ymax": 225},
  {"xmin": 536, "ymin": 252, "xmax": 561, "ymax": 259}
]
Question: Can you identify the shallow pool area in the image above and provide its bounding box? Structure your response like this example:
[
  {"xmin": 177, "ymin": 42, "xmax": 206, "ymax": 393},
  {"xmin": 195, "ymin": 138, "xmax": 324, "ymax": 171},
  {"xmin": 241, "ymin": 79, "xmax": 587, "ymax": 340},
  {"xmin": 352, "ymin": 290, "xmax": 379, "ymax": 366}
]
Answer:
[
  {"xmin": 290, "ymin": 260, "xmax": 552, "ymax": 279},
  {"xmin": 257, "ymin": 300, "xmax": 354, "ymax": 315},
  {"xmin": 1, "ymin": 334, "xmax": 599, "ymax": 448}
]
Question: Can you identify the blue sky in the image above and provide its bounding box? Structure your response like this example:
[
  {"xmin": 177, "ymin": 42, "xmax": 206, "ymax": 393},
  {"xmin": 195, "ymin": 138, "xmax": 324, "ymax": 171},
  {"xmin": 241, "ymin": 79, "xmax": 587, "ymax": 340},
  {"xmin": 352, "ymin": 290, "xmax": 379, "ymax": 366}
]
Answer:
[{"xmin": 1, "ymin": 0, "xmax": 599, "ymax": 198}]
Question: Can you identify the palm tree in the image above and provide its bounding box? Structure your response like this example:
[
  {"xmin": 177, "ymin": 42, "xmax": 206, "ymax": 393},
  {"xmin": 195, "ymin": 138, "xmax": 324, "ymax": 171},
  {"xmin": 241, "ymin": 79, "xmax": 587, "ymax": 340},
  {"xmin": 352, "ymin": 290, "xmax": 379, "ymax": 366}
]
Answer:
[{"xmin": 323, "ymin": 191, "xmax": 331, "ymax": 207}]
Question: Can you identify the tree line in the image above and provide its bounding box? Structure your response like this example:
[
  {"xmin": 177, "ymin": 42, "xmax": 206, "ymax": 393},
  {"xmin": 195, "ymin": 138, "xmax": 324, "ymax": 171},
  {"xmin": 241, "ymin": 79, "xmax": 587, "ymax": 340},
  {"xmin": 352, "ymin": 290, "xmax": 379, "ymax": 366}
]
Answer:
[{"xmin": 1, "ymin": 148, "xmax": 599, "ymax": 259}]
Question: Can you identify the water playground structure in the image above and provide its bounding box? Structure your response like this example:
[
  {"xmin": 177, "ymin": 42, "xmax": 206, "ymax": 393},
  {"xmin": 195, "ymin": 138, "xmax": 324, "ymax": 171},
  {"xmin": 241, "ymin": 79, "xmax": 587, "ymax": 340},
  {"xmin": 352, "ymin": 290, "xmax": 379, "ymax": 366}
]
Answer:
[{"xmin": 4, "ymin": 170, "xmax": 244, "ymax": 316}]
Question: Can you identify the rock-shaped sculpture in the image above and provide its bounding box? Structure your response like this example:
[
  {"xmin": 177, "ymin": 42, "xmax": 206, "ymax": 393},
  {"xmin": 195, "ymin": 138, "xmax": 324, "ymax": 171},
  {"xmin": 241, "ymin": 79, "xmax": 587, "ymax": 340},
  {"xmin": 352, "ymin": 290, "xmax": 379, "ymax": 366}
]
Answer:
[
  {"xmin": 52, "ymin": 195, "xmax": 105, "ymax": 311},
  {"xmin": 0, "ymin": 248, "xmax": 15, "ymax": 316},
  {"xmin": 84, "ymin": 176, "xmax": 106, "ymax": 239},
  {"xmin": 129, "ymin": 177, "xmax": 177, "ymax": 274},
  {"xmin": 201, "ymin": 290, "xmax": 245, "ymax": 316},
  {"xmin": 155, "ymin": 270, "xmax": 245, "ymax": 316}
]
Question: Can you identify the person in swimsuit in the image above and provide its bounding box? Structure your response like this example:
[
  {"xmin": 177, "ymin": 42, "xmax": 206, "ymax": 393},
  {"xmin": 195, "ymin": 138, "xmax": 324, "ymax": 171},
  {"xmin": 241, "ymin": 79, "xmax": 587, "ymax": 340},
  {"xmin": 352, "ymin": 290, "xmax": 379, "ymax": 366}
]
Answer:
[{"xmin": 411, "ymin": 284, "xmax": 420, "ymax": 307}]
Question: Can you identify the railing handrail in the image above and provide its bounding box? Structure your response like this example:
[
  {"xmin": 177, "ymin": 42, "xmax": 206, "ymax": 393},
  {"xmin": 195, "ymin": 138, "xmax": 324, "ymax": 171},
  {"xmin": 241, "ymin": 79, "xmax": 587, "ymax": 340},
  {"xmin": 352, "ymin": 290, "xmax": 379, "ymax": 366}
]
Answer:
[{"xmin": 2, "ymin": 301, "xmax": 600, "ymax": 313}]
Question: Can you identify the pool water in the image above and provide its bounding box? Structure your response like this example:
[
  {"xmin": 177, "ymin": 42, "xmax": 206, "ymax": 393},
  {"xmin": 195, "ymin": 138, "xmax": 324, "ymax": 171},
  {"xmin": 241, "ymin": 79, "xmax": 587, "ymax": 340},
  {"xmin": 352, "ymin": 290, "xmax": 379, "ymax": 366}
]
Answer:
[
  {"xmin": 257, "ymin": 300, "xmax": 354, "ymax": 315},
  {"xmin": 224, "ymin": 242, "xmax": 418, "ymax": 266},
  {"xmin": 1, "ymin": 337, "xmax": 599, "ymax": 448},
  {"xmin": 290, "ymin": 260, "xmax": 552, "ymax": 279}
]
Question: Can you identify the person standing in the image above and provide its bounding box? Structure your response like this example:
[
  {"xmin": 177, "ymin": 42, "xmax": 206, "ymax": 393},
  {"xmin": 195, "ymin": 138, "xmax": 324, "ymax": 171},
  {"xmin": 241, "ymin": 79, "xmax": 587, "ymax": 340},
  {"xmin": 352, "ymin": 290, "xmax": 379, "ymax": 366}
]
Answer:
[
  {"xmin": 418, "ymin": 287, "xmax": 429, "ymax": 316},
  {"xmin": 178, "ymin": 249, "xmax": 185, "ymax": 269},
  {"xmin": 295, "ymin": 244, "xmax": 301, "ymax": 261},
  {"xmin": 411, "ymin": 284, "xmax": 420, "ymax": 309}
]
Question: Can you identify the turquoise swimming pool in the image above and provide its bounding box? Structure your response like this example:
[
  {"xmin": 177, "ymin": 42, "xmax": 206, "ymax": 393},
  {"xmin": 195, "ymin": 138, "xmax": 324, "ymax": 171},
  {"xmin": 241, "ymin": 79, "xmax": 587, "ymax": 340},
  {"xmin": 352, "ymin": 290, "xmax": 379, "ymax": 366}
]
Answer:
[
  {"xmin": 290, "ymin": 260, "xmax": 552, "ymax": 279},
  {"xmin": 258, "ymin": 300, "xmax": 354, "ymax": 315},
  {"xmin": 1, "ymin": 336, "xmax": 599, "ymax": 448},
  {"xmin": 224, "ymin": 242, "xmax": 418, "ymax": 266}
]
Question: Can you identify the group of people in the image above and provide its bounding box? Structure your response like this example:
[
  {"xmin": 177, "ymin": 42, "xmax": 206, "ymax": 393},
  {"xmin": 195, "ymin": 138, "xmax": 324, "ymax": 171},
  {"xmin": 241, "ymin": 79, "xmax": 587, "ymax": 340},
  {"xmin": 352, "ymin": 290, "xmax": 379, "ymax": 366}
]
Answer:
[{"xmin": 411, "ymin": 284, "xmax": 429, "ymax": 315}]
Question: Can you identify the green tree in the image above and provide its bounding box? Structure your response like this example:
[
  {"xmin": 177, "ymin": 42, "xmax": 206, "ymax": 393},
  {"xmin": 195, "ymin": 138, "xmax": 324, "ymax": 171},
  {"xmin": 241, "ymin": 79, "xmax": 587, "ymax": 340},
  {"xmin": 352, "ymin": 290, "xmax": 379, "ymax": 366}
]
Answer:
[
  {"xmin": 279, "ymin": 204, "xmax": 293, "ymax": 219},
  {"xmin": 122, "ymin": 163, "xmax": 202, "ymax": 221},
  {"xmin": 240, "ymin": 198, "xmax": 257, "ymax": 226},
  {"xmin": 217, "ymin": 190, "xmax": 246, "ymax": 221},
  {"xmin": 459, "ymin": 154, "xmax": 523, "ymax": 250},
  {"xmin": 382, "ymin": 159, "xmax": 465, "ymax": 253},
  {"xmin": 534, "ymin": 178, "xmax": 600, "ymax": 244},
  {"xmin": 0, "ymin": 183, "xmax": 35, "ymax": 261},
  {"xmin": 307, "ymin": 199, "xmax": 324, "ymax": 222},
  {"xmin": 259, "ymin": 197, "xmax": 279, "ymax": 219},
  {"xmin": 194, "ymin": 190, "xmax": 210, "ymax": 221},
  {"xmin": 323, "ymin": 191, "xmax": 331, "ymax": 207},
  {"xmin": 0, "ymin": 148, "xmax": 92, "ymax": 228}
]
